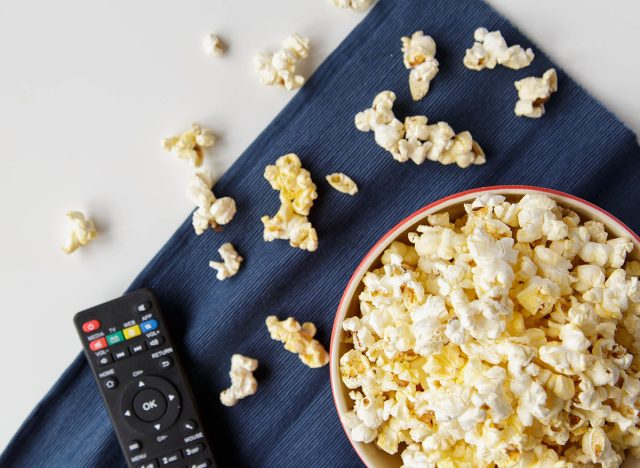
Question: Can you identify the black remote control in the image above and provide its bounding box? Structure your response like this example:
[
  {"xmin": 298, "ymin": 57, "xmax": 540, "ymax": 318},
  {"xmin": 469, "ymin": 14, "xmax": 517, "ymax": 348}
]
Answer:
[{"xmin": 74, "ymin": 288, "xmax": 215, "ymax": 468}]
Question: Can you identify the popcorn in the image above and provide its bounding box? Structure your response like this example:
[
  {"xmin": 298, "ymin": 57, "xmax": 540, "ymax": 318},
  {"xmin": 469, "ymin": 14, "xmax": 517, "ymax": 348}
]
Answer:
[
  {"xmin": 209, "ymin": 243, "xmax": 243, "ymax": 280},
  {"xmin": 463, "ymin": 27, "xmax": 534, "ymax": 71},
  {"xmin": 186, "ymin": 172, "xmax": 236, "ymax": 235},
  {"xmin": 514, "ymin": 68, "xmax": 558, "ymax": 118},
  {"xmin": 331, "ymin": 0, "xmax": 374, "ymax": 11},
  {"xmin": 262, "ymin": 154, "xmax": 318, "ymax": 251},
  {"xmin": 253, "ymin": 33, "xmax": 310, "ymax": 90},
  {"xmin": 326, "ymin": 173, "xmax": 358, "ymax": 195},
  {"xmin": 355, "ymin": 91, "xmax": 485, "ymax": 168},
  {"xmin": 219, "ymin": 354, "xmax": 258, "ymax": 406},
  {"xmin": 162, "ymin": 123, "xmax": 216, "ymax": 167},
  {"xmin": 266, "ymin": 316, "xmax": 329, "ymax": 368},
  {"xmin": 340, "ymin": 193, "xmax": 640, "ymax": 466},
  {"xmin": 203, "ymin": 33, "xmax": 224, "ymax": 57},
  {"xmin": 62, "ymin": 211, "xmax": 97, "ymax": 254},
  {"xmin": 401, "ymin": 31, "xmax": 439, "ymax": 101}
]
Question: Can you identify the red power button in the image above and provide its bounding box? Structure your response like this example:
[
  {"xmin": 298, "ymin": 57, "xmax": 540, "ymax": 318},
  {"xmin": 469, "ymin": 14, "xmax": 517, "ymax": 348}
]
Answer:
[{"xmin": 82, "ymin": 320, "xmax": 101, "ymax": 333}]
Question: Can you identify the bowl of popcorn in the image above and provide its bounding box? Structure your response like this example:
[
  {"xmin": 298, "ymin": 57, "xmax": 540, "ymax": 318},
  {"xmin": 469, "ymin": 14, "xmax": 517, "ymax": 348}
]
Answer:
[{"xmin": 330, "ymin": 185, "xmax": 640, "ymax": 467}]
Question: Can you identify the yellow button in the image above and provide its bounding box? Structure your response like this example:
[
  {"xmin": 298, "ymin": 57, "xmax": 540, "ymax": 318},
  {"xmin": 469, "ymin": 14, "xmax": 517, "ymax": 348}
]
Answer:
[{"xmin": 123, "ymin": 324, "xmax": 142, "ymax": 340}]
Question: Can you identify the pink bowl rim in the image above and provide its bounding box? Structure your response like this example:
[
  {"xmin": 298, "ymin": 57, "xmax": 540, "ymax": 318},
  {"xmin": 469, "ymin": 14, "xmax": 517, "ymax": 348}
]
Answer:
[{"xmin": 329, "ymin": 184, "xmax": 640, "ymax": 467}]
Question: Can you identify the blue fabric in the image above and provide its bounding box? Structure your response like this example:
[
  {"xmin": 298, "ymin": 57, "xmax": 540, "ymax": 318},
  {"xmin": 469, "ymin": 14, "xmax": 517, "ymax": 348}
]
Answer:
[{"xmin": 3, "ymin": 0, "xmax": 640, "ymax": 466}]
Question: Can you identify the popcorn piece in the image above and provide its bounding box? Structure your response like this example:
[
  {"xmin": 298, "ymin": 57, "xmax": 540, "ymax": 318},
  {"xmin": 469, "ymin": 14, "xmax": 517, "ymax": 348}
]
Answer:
[
  {"xmin": 262, "ymin": 154, "xmax": 318, "ymax": 251},
  {"xmin": 401, "ymin": 31, "xmax": 439, "ymax": 101},
  {"xmin": 326, "ymin": 173, "xmax": 358, "ymax": 195},
  {"xmin": 266, "ymin": 316, "xmax": 329, "ymax": 368},
  {"xmin": 331, "ymin": 0, "xmax": 374, "ymax": 11},
  {"xmin": 253, "ymin": 33, "xmax": 310, "ymax": 91},
  {"xmin": 162, "ymin": 123, "xmax": 216, "ymax": 167},
  {"xmin": 186, "ymin": 172, "xmax": 236, "ymax": 235},
  {"xmin": 219, "ymin": 354, "xmax": 258, "ymax": 406},
  {"xmin": 339, "ymin": 192, "xmax": 640, "ymax": 466},
  {"xmin": 514, "ymin": 68, "xmax": 558, "ymax": 118},
  {"xmin": 209, "ymin": 243, "xmax": 243, "ymax": 280},
  {"xmin": 62, "ymin": 211, "xmax": 97, "ymax": 254},
  {"xmin": 464, "ymin": 27, "xmax": 534, "ymax": 71},
  {"xmin": 355, "ymin": 91, "xmax": 485, "ymax": 168},
  {"xmin": 203, "ymin": 33, "xmax": 224, "ymax": 57}
]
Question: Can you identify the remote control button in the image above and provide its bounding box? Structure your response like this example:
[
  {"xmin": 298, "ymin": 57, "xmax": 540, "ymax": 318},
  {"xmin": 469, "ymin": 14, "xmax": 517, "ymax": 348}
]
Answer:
[
  {"xmin": 136, "ymin": 301, "xmax": 152, "ymax": 313},
  {"xmin": 82, "ymin": 319, "xmax": 101, "ymax": 333},
  {"xmin": 106, "ymin": 331, "xmax": 125, "ymax": 346},
  {"xmin": 130, "ymin": 342, "xmax": 147, "ymax": 354},
  {"xmin": 183, "ymin": 420, "xmax": 198, "ymax": 433},
  {"xmin": 136, "ymin": 462, "xmax": 157, "ymax": 468},
  {"xmin": 128, "ymin": 440, "xmax": 143, "ymax": 453},
  {"xmin": 188, "ymin": 460, "xmax": 211, "ymax": 468},
  {"xmin": 147, "ymin": 336, "xmax": 165, "ymax": 348},
  {"xmin": 183, "ymin": 444, "xmax": 204, "ymax": 458},
  {"xmin": 123, "ymin": 324, "xmax": 142, "ymax": 340},
  {"xmin": 133, "ymin": 389, "xmax": 167, "ymax": 422},
  {"xmin": 140, "ymin": 319, "xmax": 159, "ymax": 333},
  {"xmin": 158, "ymin": 357, "xmax": 173, "ymax": 370},
  {"xmin": 103, "ymin": 377, "xmax": 118, "ymax": 390},
  {"xmin": 96, "ymin": 353, "xmax": 112, "ymax": 367},
  {"xmin": 159, "ymin": 451, "xmax": 181, "ymax": 465},
  {"xmin": 114, "ymin": 349, "xmax": 130, "ymax": 361},
  {"xmin": 89, "ymin": 337, "xmax": 108, "ymax": 352}
]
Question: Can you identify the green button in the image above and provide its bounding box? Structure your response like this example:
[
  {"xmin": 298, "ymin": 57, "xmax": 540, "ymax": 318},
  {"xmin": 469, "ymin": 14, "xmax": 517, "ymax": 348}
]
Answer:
[{"xmin": 106, "ymin": 331, "xmax": 125, "ymax": 345}]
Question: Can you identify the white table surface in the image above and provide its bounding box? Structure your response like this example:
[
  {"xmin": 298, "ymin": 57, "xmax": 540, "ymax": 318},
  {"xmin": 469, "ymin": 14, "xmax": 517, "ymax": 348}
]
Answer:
[{"xmin": 1, "ymin": 0, "xmax": 639, "ymax": 455}]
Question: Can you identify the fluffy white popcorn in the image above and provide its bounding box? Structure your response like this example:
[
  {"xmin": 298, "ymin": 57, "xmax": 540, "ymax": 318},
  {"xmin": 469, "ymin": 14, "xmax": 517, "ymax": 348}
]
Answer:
[
  {"xmin": 464, "ymin": 27, "xmax": 534, "ymax": 71},
  {"xmin": 401, "ymin": 31, "xmax": 439, "ymax": 101},
  {"xmin": 203, "ymin": 33, "xmax": 224, "ymax": 57},
  {"xmin": 262, "ymin": 154, "xmax": 318, "ymax": 251},
  {"xmin": 355, "ymin": 91, "xmax": 485, "ymax": 168},
  {"xmin": 162, "ymin": 123, "xmax": 216, "ymax": 167},
  {"xmin": 209, "ymin": 243, "xmax": 243, "ymax": 280},
  {"xmin": 266, "ymin": 316, "xmax": 329, "ymax": 368},
  {"xmin": 331, "ymin": 0, "xmax": 374, "ymax": 11},
  {"xmin": 340, "ymin": 193, "xmax": 640, "ymax": 466},
  {"xmin": 62, "ymin": 211, "xmax": 97, "ymax": 254},
  {"xmin": 514, "ymin": 68, "xmax": 558, "ymax": 118},
  {"xmin": 326, "ymin": 173, "xmax": 358, "ymax": 195},
  {"xmin": 186, "ymin": 172, "xmax": 237, "ymax": 235},
  {"xmin": 219, "ymin": 354, "xmax": 258, "ymax": 407},
  {"xmin": 253, "ymin": 33, "xmax": 310, "ymax": 91}
]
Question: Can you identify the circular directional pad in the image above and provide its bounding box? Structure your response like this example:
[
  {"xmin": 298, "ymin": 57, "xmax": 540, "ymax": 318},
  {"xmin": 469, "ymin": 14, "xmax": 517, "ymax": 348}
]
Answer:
[{"xmin": 122, "ymin": 376, "xmax": 181, "ymax": 434}]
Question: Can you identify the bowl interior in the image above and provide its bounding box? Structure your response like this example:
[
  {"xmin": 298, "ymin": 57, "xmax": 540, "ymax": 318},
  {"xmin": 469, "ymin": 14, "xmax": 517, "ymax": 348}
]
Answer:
[{"xmin": 330, "ymin": 187, "xmax": 640, "ymax": 467}]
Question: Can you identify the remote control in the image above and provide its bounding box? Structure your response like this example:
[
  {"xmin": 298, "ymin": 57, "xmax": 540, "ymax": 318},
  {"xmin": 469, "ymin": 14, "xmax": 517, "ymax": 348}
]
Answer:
[{"xmin": 74, "ymin": 288, "xmax": 215, "ymax": 468}]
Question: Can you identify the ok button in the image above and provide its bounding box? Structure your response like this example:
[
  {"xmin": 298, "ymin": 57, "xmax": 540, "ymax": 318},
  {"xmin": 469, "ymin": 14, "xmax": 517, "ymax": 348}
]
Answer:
[{"xmin": 133, "ymin": 388, "xmax": 167, "ymax": 422}]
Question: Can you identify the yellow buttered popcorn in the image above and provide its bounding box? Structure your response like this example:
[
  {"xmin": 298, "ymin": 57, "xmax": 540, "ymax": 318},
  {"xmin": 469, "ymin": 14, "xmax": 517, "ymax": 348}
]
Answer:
[
  {"xmin": 340, "ymin": 193, "xmax": 640, "ymax": 467},
  {"xmin": 162, "ymin": 123, "xmax": 216, "ymax": 167},
  {"xmin": 62, "ymin": 211, "xmax": 97, "ymax": 254},
  {"xmin": 266, "ymin": 316, "xmax": 329, "ymax": 368}
]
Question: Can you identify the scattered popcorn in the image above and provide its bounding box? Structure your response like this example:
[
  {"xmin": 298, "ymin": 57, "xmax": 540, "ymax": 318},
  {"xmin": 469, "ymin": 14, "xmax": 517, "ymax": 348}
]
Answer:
[
  {"xmin": 253, "ymin": 33, "xmax": 310, "ymax": 91},
  {"xmin": 515, "ymin": 68, "xmax": 558, "ymax": 118},
  {"xmin": 162, "ymin": 123, "xmax": 216, "ymax": 167},
  {"xmin": 219, "ymin": 354, "xmax": 258, "ymax": 407},
  {"xmin": 203, "ymin": 33, "xmax": 224, "ymax": 57},
  {"xmin": 266, "ymin": 316, "xmax": 329, "ymax": 368},
  {"xmin": 62, "ymin": 211, "xmax": 97, "ymax": 254},
  {"xmin": 401, "ymin": 31, "xmax": 439, "ymax": 101},
  {"xmin": 330, "ymin": 0, "xmax": 374, "ymax": 11},
  {"xmin": 209, "ymin": 243, "xmax": 243, "ymax": 280},
  {"xmin": 326, "ymin": 173, "xmax": 358, "ymax": 195},
  {"xmin": 262, "ymin": 154, "xmax": 318, "ymax": 251},
  {"xmin": 186, "ymin": 172, "xmax": 237, "ymax": 235},
  {"xmin": 355, "ymin": 91, "xmax": 485, "ymax": 168},
  {"xmin": 464, "ymin": 27, "xmax": 534, "ymax": 71},
  {"xmin": 340, "ymin": 193, "xmax": 640, "ymax": 466}
]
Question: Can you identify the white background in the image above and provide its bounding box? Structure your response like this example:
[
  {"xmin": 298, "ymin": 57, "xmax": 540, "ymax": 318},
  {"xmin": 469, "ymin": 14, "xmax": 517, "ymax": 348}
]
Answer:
[{"xmin": 1, "ymin": 0, "xmax": 639, "ymax": 454}]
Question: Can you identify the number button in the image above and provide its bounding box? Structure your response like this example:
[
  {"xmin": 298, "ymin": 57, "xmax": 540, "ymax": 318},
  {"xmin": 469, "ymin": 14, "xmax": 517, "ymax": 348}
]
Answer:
[
  {"xmin": 159, "ymin": 451, "xmax": 181, "ymax": 465},
  {"xmin": 183, "ymin": 444, "xmax": 204, "ymax": 457},
  {"xmin": 82, "ymin": 320, "xmax": 101, "ymax": 333},
  {"xmin": 188, "ymin": 460, "xmax": 211, "ymax": 468},
  {"xmin": 89, "ymin": 337, "xmax": 107, "ymax": 351}
]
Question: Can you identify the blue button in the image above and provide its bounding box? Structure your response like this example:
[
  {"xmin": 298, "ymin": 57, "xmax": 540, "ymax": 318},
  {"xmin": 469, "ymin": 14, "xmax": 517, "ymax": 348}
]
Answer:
[{"xmin": 140, "ymin": 319, "xmax": 158, "ymax": 333}]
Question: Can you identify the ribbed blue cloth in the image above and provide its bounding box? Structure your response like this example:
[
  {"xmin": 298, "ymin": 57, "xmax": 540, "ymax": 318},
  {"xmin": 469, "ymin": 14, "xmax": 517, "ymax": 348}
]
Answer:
[{"xmin": 3, "ymin": 0, "xmax": 639, "ymax": 466}]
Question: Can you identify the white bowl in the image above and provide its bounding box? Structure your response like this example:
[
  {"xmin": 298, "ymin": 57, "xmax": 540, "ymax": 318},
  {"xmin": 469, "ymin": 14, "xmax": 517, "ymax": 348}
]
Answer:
[{"xmin": 330, "ymin": 185, "xmax": 640, "ymax": 467}]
